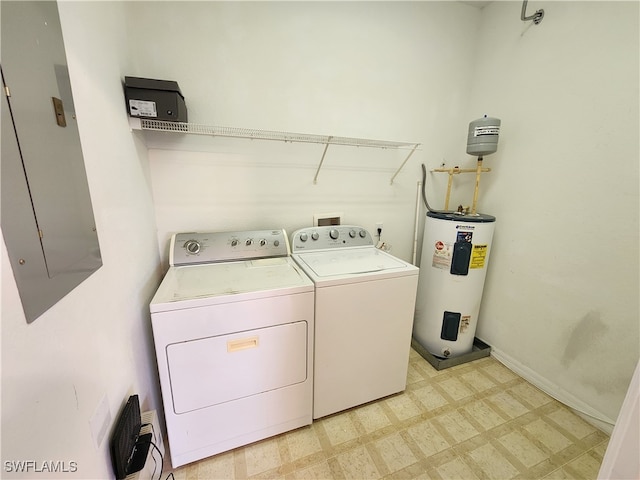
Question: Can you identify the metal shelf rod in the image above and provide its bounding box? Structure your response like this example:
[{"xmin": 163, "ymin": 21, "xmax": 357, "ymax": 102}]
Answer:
[
  {"xmin": 138, "ymin": 119, "xmax": 418, "ymax": 150},
  {"xmin": 133, "ymin": 118, "xmax": 422, "ymax": 184}
]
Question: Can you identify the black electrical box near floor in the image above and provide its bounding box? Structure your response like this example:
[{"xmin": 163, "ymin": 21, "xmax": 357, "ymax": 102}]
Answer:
[{"xmin": 124, "ymin": 76, "xmax": 187, "ymax": 122}]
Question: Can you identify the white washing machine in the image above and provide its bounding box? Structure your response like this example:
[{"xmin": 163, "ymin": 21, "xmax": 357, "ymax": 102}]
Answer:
[
  {"xmin": 150, "ymin": 229, "xmax": 314, "ymax": 468},
  {"xmin": 291, "ymin": 225, "xmax": 419, "ymax": 419}
]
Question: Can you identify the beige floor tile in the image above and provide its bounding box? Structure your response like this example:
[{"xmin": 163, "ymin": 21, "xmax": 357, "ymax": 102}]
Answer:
[
  {"xmin": 412, "ymin": 385, "xmax": 449, "ymax": 411},
  {"xmin": 407, "ymin": 363, "xmax": 427, "ymax": 384},
  {"xmin": 433, "ymin": 411, "xmax": 479, "ymax": 444},
  {"xmin": 244, "ymin": 438, "xmax": 282, "ymax": 477},
  {"xmin": 291, "ymin": 460, "xmax": 335, "ymax": 480},
  {"xmin": 543, "ymin": 466, "xmax": 575, "ymax": 479},
  {"xmin": 407, "ymin": 419, "xmax": 450, "ymax": 457},
  {"xmin": 591, "ymin": 439, "xmax": 609, "ymax": 459},
  {"xmin": 416, "ymin": 361, "xmax": 446, "ymax": 379},
  {"xmin": 523, "ymin": 418, "xmax": 573, "ymax": 453},
  {"xmin": 372, "ymin": 432, "xmax": 418, "ymax": 473},
  {"xmin": 498, "ymin": 430, "xmax": 549, "ymax": 468},
  {"xmin": 565, "ymin": 452, "xmax": 603, "ymax": 478},
  {"xmin": 436, "ymin": 456, "xmax": 481, "ymax": 480},
  {"xmin": 459, "ymin": 370, "xmax": 497, "ymax": 392},
  {"xmin": 285, "ymin": 426, "xmax": 323, "ymax": 462},
  {"xmin": 487, "ymin": 390, "xmax": 530, "ymax": 418},
  {"xmin": 336, "ymin": 445, "xmax": 381, "ymax": 479},
  {"xmin": 193, "ymin": 451, "xmax": 235, "ymax": 479},
  {"xmin": 545, "ymin": 409, "xmax": 597, "ymax": 440},
  {"xmin": 467, "ymin": 442, "xmax": 521, "ymax": 479},
  {"xmin": 320, "ymin": 414, "xmax": 360, "ymax": 446},
  {"xmin": 168, "ymin": 350, "xmax": 609, "ymax": 480},
  {"xmin": 482, "ymin": 362, "xmax": 520, "ymax": 383},
  {"xmin": 462, "ymin": 400, "xmax": 507, "ymax": 431},
  {"xmin": 509, "ymin": 382, "xmax": 554, "ymax": 408},
  {"xmin": 385, "ymin": 393, "xmax": 422, "ymax": 422},
  {"xmin": 437, "ymin": 377, "xmax": 474, "ymax": 401},
  {"xmin": 354, "ymin": 402, "xmax": 393, "ymax": 434}
]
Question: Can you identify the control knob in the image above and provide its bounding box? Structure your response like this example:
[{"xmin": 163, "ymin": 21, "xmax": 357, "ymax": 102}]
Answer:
[
  {"xmin": 184, "ymin": 240, "xmax": 201, "ymax": 255},
  {"xmin": 259, "ymin": 239, "xmax": 267, "ymax": 247},
  {"xmin": 311, "ymin": 232, "xmax": 319, "ymax": 241},
  {"xmin": 359, "ymin": 230, "xmax": 367, "ymax": 238},
  {"xmin": 349, "ymin": 229, "xmax": 356, "ymax": 238},
  {"xmin": 329, "ymin": 229, "xmax": 339, "ymax": 240},
  {"xmin": 299, "ymin": 232, "xmax": 308, "ymax": 242}
]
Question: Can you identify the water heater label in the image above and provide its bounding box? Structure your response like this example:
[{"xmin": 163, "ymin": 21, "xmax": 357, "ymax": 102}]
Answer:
[
  {"xmin": 470, "ymin": 244, "xmax": 488, "ymax": 269},
  {"xmin": 460, "ymin": 315, "xmax": 471, "ymax": 333},
  {"xmin": 432, "ymin": 240, "xmax": 452, "ymax": 269},
  {"xmin": 456, "ymin": 231, "xmax": 473, "ymax": 243}
]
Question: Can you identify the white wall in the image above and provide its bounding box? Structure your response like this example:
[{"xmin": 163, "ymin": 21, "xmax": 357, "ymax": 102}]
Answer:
[
  {"xmin": 1, "ymin": 2, "xmax": 163, "ymax": 478},
  {"xmin": 134, "ymin": 1, "xmax": 639, "ymax": 434},
  {"xmin": 125, "ymin": 1, "xmax": 483, "ymax": 266},
  {"xmin": 469, "ymin": 1, "xmax": 639, "ymax": 430},
  {"xmin": 1, "ymin": 1, "xmax": 637, "ymax": 478},
  {"xmin": 134, "ymin": 0, "xmax": 639, "ymax": 431}
]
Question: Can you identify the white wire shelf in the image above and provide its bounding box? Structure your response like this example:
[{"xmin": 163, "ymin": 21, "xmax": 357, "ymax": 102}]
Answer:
[{"xmin": 129, "ymin": 118, "xmax": 421, "ymax": 183}]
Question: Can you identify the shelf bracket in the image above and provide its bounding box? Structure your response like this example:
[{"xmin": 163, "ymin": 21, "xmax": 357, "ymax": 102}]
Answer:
[
  {"xmin": 313, "ymin": 138, "xmax": 332, "ymax": 184},
  {"xmin": 390, "ymin": 143, "xmax": 420, "ymax": 185}
]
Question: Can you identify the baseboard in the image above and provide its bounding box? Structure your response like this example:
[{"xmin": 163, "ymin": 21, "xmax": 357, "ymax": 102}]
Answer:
[{"xmin": 489, "ymin": 347, "xmax": 615, "ymax": 435}]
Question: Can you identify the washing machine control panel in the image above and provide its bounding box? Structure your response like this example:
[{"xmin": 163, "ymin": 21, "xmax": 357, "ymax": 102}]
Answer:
[
  {"xmin": 170, "ymin": 229, "xmax": 290, "ymax": 266},
  {"xmin": 291, "ymin": 225, "xmax": 374, "ymax": 252}
]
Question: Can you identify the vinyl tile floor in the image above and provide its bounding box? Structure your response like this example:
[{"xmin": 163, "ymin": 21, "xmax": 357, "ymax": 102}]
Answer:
[{"xmin": 167, "ymin": 349, "xmax": 609, "ymax": 480}]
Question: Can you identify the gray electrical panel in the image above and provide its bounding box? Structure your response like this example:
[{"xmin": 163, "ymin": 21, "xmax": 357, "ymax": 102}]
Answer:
[{"xmin": 1, "ymin": 1, "xmax": 102, "ymax": 322}]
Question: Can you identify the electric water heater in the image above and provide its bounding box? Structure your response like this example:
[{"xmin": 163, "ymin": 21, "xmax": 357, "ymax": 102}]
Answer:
[
  {"xmin": 412, "ymin": 116, "xmax": 500, "ymax": 358},
  {"xmin": 412, "ymin": 212, "xmax": 495, "ymax": 358}
]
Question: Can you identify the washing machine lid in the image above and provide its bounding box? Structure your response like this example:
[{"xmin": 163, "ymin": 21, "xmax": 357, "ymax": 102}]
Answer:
[
  {"xmin": 150, "ymin": 257, "xmax": 313, "ymax": 312},
  {"xmin": 294, "ymin": 247, "xmax": 414, "ymax": 278}
]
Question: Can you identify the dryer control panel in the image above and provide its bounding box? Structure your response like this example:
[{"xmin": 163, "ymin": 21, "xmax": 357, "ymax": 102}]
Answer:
[
  {"xmin": 291, "ymin": 225, "xmax": 374, "ymax": 252},
  {"xmin": 170, "ymin": 229, "xmax": 291, "ymax": 266}
]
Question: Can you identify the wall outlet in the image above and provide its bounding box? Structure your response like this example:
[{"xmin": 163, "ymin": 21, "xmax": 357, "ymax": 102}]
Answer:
[{"xmin": 314, "ymin": 212, "xmax": 342, "ymax": 226}]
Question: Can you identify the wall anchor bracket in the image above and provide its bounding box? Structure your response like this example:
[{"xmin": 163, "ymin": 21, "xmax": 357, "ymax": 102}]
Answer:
[{"xmin": 521, "ymin": 0, "xmax": 544, "ymax": 25}]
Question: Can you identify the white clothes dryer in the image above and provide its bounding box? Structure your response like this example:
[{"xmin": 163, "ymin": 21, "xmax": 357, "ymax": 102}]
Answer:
[
  {"xmin": 291, "ymin": 225, "xmax": 419, "ymax": 419},
  {"xmin": 150, "ymin": 229, "xmax": 314, "ymax": 468}
]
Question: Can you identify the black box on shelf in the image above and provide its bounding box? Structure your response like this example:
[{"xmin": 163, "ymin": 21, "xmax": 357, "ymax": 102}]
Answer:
[{"xmin": 124, "ymin": 76, "xmax": 187, "ymax": 122}]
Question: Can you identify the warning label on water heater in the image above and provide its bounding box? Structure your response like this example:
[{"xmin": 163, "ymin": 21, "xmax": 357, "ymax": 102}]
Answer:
[
  {"xmin": 460, "ymin": 315, "xmax": 471, "ymax": 333},
  {"xmin": 470, "ymin": 244, "xmax": 488, "ymax": 269},
  {"xmin": 432, "ymin": 240, "xmax": 452, "ymax": 269}
]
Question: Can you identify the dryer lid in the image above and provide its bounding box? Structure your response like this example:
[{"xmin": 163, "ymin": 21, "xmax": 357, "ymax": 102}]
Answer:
[{"xmin": 151, "ymin": 257, "xmax": 313, "ymax": 309}]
